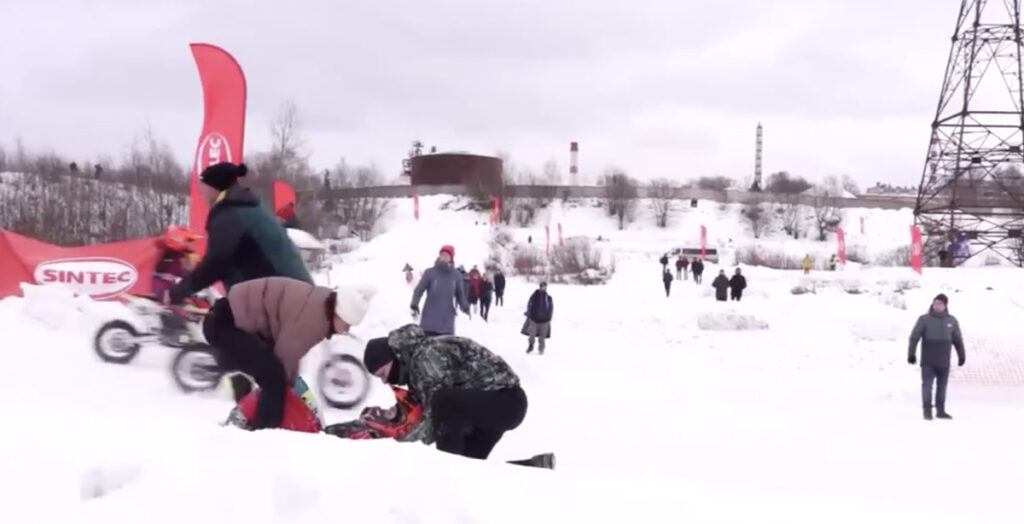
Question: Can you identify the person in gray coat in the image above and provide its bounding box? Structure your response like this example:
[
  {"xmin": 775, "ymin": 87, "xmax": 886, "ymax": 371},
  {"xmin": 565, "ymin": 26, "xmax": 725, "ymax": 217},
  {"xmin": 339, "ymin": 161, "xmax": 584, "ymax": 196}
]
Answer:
[
  {"xmin": 411, "ymin": 245, "xmax": 470, "ymax": 336},
  {"xmin": 908, "ymin": 293, "xmax": 966, "ymax": 421}
]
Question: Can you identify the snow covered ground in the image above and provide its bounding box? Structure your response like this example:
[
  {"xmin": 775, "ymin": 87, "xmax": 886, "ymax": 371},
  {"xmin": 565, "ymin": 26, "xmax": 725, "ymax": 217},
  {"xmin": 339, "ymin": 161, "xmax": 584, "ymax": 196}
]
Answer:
[{"xmin": 1, "ymin": 195, "xmax": 1022, "ymax": 523}]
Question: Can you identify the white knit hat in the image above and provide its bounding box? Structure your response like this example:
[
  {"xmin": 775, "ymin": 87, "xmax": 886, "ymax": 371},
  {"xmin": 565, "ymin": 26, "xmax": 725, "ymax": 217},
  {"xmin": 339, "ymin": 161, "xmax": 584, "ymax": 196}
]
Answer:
[{"xmin": 333, "ymin": 285, "xmax": 377, "ymax": 327}]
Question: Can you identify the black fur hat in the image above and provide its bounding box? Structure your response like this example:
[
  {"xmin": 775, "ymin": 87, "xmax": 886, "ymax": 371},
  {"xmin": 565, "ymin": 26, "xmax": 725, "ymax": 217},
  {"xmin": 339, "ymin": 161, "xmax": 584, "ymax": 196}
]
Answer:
[{"xmin": 200, "ymin": 162, "xmax": 247, "ymax": 191}]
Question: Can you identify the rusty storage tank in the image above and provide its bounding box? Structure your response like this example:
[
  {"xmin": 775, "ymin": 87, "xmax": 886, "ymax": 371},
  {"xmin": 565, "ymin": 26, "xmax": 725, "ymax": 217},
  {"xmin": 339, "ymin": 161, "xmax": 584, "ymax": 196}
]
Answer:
[{"xmin": 409, "ymin": 153, "xmax": 503, "ymax": 186}]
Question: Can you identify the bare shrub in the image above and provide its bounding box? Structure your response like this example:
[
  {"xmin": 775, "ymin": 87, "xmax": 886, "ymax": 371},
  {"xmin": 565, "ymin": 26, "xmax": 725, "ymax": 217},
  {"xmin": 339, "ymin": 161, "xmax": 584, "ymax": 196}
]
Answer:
[
  {"xmin": 810, "ymin": 188, "xmax": 841, "ymax": 241},
  {"xmin": 512, "ymin": 249, "xmax": 545, "ymax": 276},
  {"xmin": 777, "ymin": 194, "xmax": 802, "ymax": 238},
  {"xmin": 648, "ymin": 178, "xmax": 675, "ymax": 228},
  {"xmin": 324, "ymin": 164, "xmax": 392, "ymax": 239},
  {"xmin": 736, "ymin": 247, "xmax": 803, "ymax": 270},
  {"xmin": 876, "ymin": 247, "xmax": 911, "ymax": 267},
  {"xmin": 845, "ymin": 245, "xmax": 868, "ymax": 264}
]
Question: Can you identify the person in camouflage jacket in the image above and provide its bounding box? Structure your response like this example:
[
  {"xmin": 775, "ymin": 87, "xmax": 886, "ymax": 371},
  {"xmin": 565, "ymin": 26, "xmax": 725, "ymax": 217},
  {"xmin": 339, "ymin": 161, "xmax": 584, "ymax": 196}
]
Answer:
[{"xmin": 361, "ymin": 323, "xmax": 527, "ymax": 460}]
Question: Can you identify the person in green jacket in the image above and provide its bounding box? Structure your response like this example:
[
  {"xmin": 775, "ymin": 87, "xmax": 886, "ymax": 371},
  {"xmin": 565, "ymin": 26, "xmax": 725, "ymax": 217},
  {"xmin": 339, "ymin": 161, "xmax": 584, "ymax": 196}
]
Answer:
[{"xmin": 908, "ymin": 294, "xmax": 966, "ymax": 420}]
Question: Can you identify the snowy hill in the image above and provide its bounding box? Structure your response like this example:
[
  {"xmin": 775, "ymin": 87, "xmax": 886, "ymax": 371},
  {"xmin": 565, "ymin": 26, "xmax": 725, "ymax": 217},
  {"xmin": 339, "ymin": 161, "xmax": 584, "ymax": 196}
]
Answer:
[{"xmin": 1, "ymin": 194, "xmax": 1022, "ymax": 523}]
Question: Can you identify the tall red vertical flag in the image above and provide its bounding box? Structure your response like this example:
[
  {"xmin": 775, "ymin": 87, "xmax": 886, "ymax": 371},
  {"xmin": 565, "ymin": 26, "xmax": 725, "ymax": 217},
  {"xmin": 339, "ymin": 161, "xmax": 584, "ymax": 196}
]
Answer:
[
  {"xmin": 188, "ymin": 43, "xmax": 247, "ymax": 236},
  {"xmin": 910, "ymin": 225, "xmax": 923, "ymax": 274},
  {"xmin": 272, "ymin": 181, "xmax": 296, "ymax": 213},
  {"xmin": 491, "ymin": 197, "xmax": 500, "ymax": 224},
  {"xmin": 545, "ymin": 225, "xmax": 551, "ymax": 256},
  {"xmin": 700, "ymin": 225, "xmax": 707, "ymax": 258},
  {"xmin": 413, "ymin": 194, "xmax": 420, "ymax": 220},
  {"xmin": 558, "ymin": 222, "xmax": 563, "ymax": 245},
  {"xmin": 835, "ymin": 227, "xmax": 846, "ymax": 265}
]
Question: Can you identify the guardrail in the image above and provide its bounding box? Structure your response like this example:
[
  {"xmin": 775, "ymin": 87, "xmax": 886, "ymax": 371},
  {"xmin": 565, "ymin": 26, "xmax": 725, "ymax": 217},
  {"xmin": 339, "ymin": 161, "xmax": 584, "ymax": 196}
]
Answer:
[{"xmin": 304, "ymin": 184, "xmax": 926, "ymax": 210}]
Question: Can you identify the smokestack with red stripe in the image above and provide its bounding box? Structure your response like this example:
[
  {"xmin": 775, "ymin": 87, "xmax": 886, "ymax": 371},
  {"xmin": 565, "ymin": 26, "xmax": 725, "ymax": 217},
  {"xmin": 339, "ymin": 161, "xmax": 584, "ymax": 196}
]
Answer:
[{"xmin": 569, "ymin": 141, "xmax": 579, "ymax": 185}]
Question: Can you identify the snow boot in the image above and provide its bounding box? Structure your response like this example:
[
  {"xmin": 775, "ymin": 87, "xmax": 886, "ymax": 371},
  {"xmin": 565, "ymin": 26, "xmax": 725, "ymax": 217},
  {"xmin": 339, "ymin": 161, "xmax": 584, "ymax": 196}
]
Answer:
[
  {"xmin": 923, "ymin": 407, "xmax": 933, "ymax": 421},
  {"xmin": 508, "ymin": 453, "xmax": 556, "ymax": 470},
  {"xmin": 526, "ymin": 345, "xmax": 534, "ymax": 354},
  {"xmin": 936, "ymin": 404, "xmax": 953, "ymax": 420}
]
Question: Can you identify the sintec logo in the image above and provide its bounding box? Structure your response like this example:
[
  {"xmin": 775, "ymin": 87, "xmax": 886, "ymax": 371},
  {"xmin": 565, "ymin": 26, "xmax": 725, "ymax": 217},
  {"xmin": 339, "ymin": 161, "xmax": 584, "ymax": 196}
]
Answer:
[
  {"xmin": 33, "ymin": 257, "xmax": 139, "ymax": 299},
  {"xmin": 194, "ymin": 132, "xmax": 233, "ymax": 174}
]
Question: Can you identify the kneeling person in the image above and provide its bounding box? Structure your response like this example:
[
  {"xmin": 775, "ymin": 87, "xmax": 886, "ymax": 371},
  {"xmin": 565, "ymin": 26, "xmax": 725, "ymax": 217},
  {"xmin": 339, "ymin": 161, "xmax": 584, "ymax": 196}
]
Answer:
[
  {"xmin": 205, "ymin": 276, "xmax": 376, "ymax": 430},
  {"xmin": 362, "ymin": 325, "xmax": 527, "ymax": 460}
]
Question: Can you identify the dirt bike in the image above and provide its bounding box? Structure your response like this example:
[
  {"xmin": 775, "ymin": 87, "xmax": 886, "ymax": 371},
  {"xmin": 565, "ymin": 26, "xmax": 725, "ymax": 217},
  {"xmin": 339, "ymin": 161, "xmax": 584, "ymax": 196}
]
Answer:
[{"xmin": 92, "ymin": 292, "xmax": 225, "ymax": 393}]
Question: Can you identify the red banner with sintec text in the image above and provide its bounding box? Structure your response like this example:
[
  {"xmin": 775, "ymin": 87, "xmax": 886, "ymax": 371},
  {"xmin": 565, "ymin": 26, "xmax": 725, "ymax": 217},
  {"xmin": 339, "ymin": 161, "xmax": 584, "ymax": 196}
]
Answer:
[
  {"xmin": 189, "ymin": 43, "xmax": 248, "ymax": 240},
  {"xmin": 0, "ymin": 230, "xmax": 163, "ymax": 300},
  {"xmin": 910, "ymin": 226, "xmax": 923, "ymax": 274}
]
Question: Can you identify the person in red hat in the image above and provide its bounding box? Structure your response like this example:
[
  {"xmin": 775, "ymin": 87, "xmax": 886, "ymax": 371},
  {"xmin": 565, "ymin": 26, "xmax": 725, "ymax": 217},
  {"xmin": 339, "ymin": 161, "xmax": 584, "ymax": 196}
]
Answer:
[{"xmin": 410, "ymin": 245, "xmax": 470, "ymax": 335}]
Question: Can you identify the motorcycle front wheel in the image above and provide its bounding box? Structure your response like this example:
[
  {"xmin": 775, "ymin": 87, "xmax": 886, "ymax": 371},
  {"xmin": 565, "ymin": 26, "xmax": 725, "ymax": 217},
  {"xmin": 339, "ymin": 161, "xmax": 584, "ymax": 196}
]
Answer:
[
  {"xmin": 317, "ymin": 354, "xmax": 371, "ymax": 409},
  {"xmin": 171, "ymin": 345, "xmax": 224, "ymax": 393}
]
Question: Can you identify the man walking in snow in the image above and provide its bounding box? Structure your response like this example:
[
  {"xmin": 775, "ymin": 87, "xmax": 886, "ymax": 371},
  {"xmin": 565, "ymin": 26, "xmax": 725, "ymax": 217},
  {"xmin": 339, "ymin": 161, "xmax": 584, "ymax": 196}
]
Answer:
[
  {"xmin": 493, "ymin": 270, "xmax": 506, "ymax": 306},
  {"xmin": 711, "ymin": 270, "xmax": 730, "ymax": 302},
  {"xmin": 908, "ymin": 294, "xmax": 966, "ymax": 420},
  {"xmin": 411, "ymin": 245, "xmax": 471, "ymax": 336},
  {"xmin": 729, "ymin": 268, "xmax": 747, "ymax": 301},
  {"xmin": 522, "ymin": 282, "xmax": 553, "ymax": 355},
  {"xmin": 691, "ymin": 258, "xmax": 705, "ymax": 285},
  {"xmin": 675, "ymin": 255, "xmax": 686, "ymax": 281},
  {"xmin": 662, "ymin": 268, "xmax": 673, "ymax": 297},
  {"xmin": 659, "ymin": 253, "xmax": 669, "ymax": 272},
  {"xmin": 479, "ymin": 275, "xmax": 494, "ymax": 322}
]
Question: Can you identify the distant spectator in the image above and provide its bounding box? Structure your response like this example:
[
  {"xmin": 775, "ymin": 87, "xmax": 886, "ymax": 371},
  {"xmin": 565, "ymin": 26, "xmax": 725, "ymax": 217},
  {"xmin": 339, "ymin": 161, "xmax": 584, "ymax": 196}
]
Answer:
[
  {"xmin": 659, "ymin": 253, "xmax": 669, "ymax": 271},
  {"xmin": 729, "ymin": 268, "xmax": 746, "ymax": 301},
  {"xmin": 479, "ymin": 276, "xmax": 494, "ymax": 322},
  {"xmin": 675, "ymin": 256, "xmax": 688, "ymax": 281},
  {"xmin": 493, "ymin": 270, "xmax": 506, "ymax": 307},
  {"xmin": 908, "ymin": 294, "xmax": 966, "ymax": 421},
  {"xmin": 662, "ymin": 268, "xmax": 673, "ymax": 297},
  {"xmin": 711, "ymin": 270, "xmax": 729, "ymax": 302},
  {"xmin": 691, "ymin": 258, "xmax": 705, "ymax": 285},
  {"xmin": 802, "ymin": 254, "xmax": 812, "ymax": 275},
  {"xmin": 522, "ymin": 282, "xmax": 553, "ymax": 355}
]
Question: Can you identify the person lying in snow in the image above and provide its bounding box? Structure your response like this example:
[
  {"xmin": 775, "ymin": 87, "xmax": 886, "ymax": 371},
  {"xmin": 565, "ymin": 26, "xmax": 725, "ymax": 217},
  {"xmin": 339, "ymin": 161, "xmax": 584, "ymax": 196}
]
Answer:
[
  {"xmin": 325, "ymin": 324, "xmax": 554, "ymax": 469},
  {"xmin": 209, "ymin": 276, "xmax": 377, "ymax": 431}
]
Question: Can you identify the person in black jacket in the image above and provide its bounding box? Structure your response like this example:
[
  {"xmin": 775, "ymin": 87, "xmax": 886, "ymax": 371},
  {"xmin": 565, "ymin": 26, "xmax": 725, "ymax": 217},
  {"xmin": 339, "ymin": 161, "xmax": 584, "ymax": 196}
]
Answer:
[
  {"xmin": 729, "ymin": 268, "xmax": 747, "ymax": 301},
  {"xmin": 691, "ymin": 258, "xmax": 705, "ymax": 285},
  {"xmin": 479, "ymin": 276, "xmax": 494, "ymax": 321},
  {"xmin": 165, "ymin": 162, "xmax": 313, "ymax": 412},
  {"xmin": 908, "ymin": 294, "xmax": 966, "ymax": 420},
  {"xmin": 522, "ymin": 282, "xmax": 553, "ymax": 355},
  {"xmin": 659, "ymin": 253, "xmax": 669, "ymax": 271},
  {"xmin": 166, "ymin": 162, "xmax": 312, "ymax": 304},
  {"xmin": 711, "ymin": 270, "xmax": 729, "ymax": 301},
  {"xmin": 662, "ymin": 268, "xmax": 673, "ymax": 297},
  {"xmin": 493, "ymin": 270, "xmax": 506, "ymax": 306}
]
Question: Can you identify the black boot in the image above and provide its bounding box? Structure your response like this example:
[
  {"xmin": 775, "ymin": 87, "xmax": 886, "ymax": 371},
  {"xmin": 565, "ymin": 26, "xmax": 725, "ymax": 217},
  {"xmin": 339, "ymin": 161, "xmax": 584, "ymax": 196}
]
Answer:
[
  {"xmin": 923, "ymin": 407, "xmax": 933, "ymax": 420},
  {"xmin": 936, "ymin": 404, "xmax": 952, "ymax": 419}
]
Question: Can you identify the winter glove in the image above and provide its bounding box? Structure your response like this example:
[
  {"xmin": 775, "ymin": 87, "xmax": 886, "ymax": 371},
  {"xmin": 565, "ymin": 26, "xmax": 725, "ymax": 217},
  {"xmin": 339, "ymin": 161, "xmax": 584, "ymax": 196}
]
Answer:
[
  {"xmin": 908, "ymin": 354, "xmax": 917, "ymax": 365},
  {"xmin": 410, "ymin": 305, "xmax": 420, "ymax": 318},
  {"xmin": 958, "ymin": 355, "xmax": 966, "ymax": 367}
]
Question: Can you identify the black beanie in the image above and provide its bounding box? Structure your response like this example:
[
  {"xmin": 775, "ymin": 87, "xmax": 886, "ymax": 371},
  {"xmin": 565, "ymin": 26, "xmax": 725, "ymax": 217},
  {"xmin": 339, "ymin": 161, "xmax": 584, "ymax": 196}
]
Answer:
[
  {"xmin": 934, "ymin": 293, "xmax": 949, "ymax": 306},
  {"xmin": 200, "ymin": 162, "xmax": 247, "ymax": 191},
  {"xmin": 363, "ymin": 337, "xmax": 395, "ymax": 375}
]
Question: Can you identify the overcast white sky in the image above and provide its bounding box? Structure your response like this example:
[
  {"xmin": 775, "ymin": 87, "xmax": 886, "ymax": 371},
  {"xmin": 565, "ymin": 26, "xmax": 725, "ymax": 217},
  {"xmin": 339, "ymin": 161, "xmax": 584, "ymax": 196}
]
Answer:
[{"xmin": 0, "ymin": 0, "xmax": 960, "ymax": 186}]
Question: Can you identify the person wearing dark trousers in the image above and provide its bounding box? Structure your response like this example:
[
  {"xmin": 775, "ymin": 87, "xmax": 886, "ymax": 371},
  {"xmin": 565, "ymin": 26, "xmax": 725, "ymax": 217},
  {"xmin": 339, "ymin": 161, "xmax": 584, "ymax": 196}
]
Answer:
[
  {"xmin": 479, "ymin": 277, "xmax": 494, "ymax": 321},
  {"xmin": 659, "ymin": 253, "xmax": 669, "ymax": 272},
  {"xmin": 674, "ymin": 256, "xmax": 686, "ymax": 281},
  {"xmin": 493, "ymin": 271, "xmax": 506, "ymax": 307},
  {"xmin": 662, "ymin": 268, "xmax": 673, "ymax": 297},
  {"xmin": 523, "ymin": 282, "xmax": 553, "ymax": 355},
  {"xmin": 729, "ymin": 268, "xmax": 747, "ymax": 301},
  {"xmin": 711, "ymin": 270, "xmax": 729, "ymax": 301},
  {"xmin": 691, "ymin": 258, "xmax": 705, "ymax": 285},
  {"xmin": 360, "ymin": 324, "xmax": 547, "ymax": 466},
  {"xmin": 908, "ymin": 294, "xmax": 966, "ymax": 421}
]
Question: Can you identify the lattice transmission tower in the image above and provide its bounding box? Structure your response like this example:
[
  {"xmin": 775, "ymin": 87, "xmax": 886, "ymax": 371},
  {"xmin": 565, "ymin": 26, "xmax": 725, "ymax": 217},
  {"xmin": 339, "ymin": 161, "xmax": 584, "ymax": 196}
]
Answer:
[{"xmin": 914, "ymin": 0, "xmax": 1024, "ymax": 266}]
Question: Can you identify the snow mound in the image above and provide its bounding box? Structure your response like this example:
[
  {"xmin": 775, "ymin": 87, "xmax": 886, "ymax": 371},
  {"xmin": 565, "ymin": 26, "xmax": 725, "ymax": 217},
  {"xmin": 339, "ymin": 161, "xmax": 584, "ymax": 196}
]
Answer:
[{"xmin": 697, "ymin": 310, "xmax": 769, "ymax": 331}]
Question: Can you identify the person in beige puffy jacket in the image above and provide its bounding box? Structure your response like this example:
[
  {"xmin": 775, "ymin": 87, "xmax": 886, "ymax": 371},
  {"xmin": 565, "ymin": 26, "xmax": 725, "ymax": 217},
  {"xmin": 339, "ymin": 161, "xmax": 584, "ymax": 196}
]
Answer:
[{"xmin": 204, "ymin": 276, "xmax": 376, "ymax": 429}]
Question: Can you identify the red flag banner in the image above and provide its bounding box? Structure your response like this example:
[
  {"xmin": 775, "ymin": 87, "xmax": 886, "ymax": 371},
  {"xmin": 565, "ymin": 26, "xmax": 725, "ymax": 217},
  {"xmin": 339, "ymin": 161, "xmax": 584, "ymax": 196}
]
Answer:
[
  {"xmin": 700, "ymin": 225, "xmax": 707, "ymax": 258},
  {"xmin": 188, "ymin": 43, "xmax": 248, "ymax": 239},
  {"xmin": 910, "ymin": 226, "xmax": 923, "ymax": 274},
  {"xmin": 491, "ymin": 197, "xmax": 500, "ymax": 224},
  {"xmin": 273, "ymin": 181, "xmax": 296, "ymax": 213},
  {"xmin": 835, "ymin": 227, "xmax": 846, "ymax": 265},
  {"xmin": 545, "ymin": 225, "xmax": 551, "ymax": 256},
  {"xmin": 413, "ymin": 194, "xmax": 420, "ymax": 221},
  {"xmin": 558, "ymin": 223, "xmax": 563, "ymax": 246}
]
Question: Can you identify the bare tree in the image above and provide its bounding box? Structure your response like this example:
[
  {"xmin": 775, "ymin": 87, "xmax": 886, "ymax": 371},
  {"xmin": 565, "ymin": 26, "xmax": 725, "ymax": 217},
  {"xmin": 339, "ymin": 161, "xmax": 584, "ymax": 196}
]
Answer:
[
  {"xmin": 765, "ymin": 171, "xmax": 812, "ymax": 194},
  {"xmin": 603, "ymin": 169, "xmax": 638, "ymax": 230},
  {"xmin": 743, "ymin": 203, "xmax": 769, "ymax": 238},
  {"xmin": 840, "ymin": 174, "xmax": 860, "ymax": 195},
  {"xmin": 325, "ymin": 163, "xmax": 391, "ymax": 239},
  {"xmin": 778, "ymin": 193, "xmax": 802, "ymax": 238},
  {"xmin": 810, "ymin": 184, "xmax": 841, "ymax": 241},
  {"xmin": 542, "ymin": 159, "xmax": 562, "ymax": 185},
  {"xmin": 694, "ymin": 176, "xmax": 733, "ymax": 191},
  {"xmin": 648, "ymin": 178, "xmax": 675, "ymax": 228},
  {"xmin": 0, "ymin": 144, "xmax": 7, "ymax": 173},
  {"xmin": 265, "ymin": 99, "xmax": 311, "ymax": 181}
]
